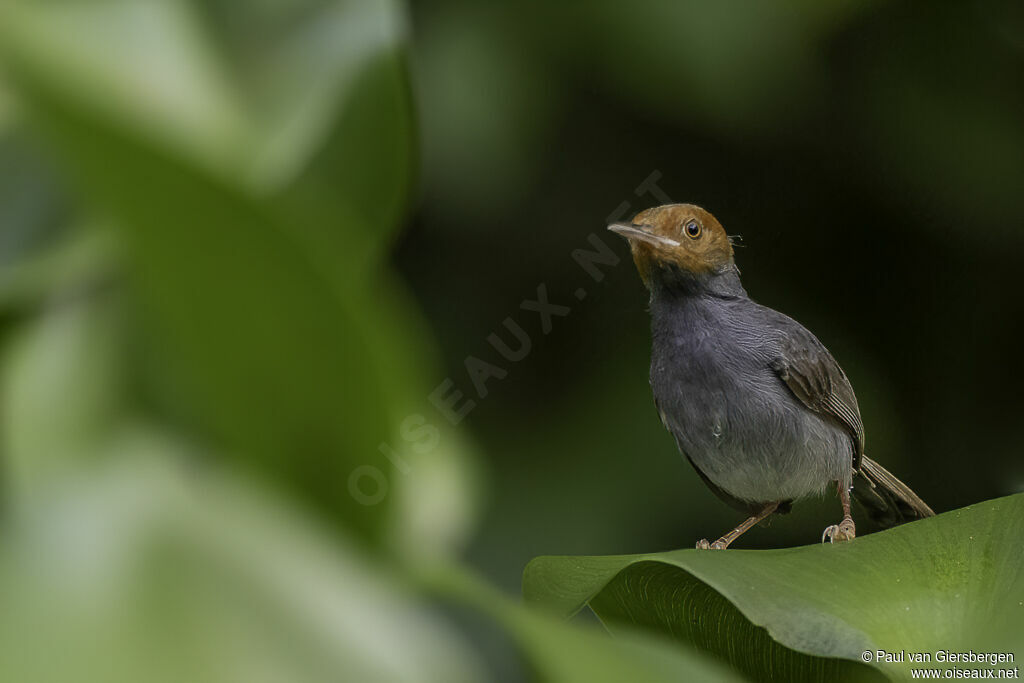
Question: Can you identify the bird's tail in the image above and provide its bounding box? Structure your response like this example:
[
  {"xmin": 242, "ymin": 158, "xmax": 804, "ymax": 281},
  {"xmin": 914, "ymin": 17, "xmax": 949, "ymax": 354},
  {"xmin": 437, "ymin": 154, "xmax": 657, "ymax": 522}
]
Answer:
[{"xmin": 852, "ymin": 455, "xmax": 935, "ymax": 529}]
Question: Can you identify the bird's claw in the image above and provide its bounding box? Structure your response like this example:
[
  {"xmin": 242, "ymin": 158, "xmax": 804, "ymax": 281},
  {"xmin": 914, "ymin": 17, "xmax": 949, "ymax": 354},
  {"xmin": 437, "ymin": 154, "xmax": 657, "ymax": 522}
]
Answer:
[
  {"xmin": 696, "ymin": 538, "xmax": 727, "ymax": 550},
  {"xmin": 821, "ymin": 518, "xmax": 856, "ymax": 544}
]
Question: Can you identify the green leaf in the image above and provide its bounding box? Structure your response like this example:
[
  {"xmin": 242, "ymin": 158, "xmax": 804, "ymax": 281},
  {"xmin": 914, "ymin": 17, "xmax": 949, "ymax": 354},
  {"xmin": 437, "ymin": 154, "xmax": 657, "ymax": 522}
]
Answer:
[
  {"xmin": 0, "ymin": 432, "xmax": 486, "ymax": 683},
  {"xmin": 276, "ymin": 46, "xmax": 415, "ymax": 270},
  {"xmin": 418, "ymin": 563, "xmax": 743, "ymax": 683},
  {"xmin": 1, "ymin": 287, "xmax": 125, "ymax": 496},
  {"xmin": 0, "ymin": 0, "xmax": 413, "ymax": 254},
  {"xmin": 200, "ymin": 0, "xmax": 415, "ymax": 263},
  {"xmin": 524, "ymin": 495, "xmax": 1024, "ymax": 682},
  {"xmin": 0, "ymin": 0, "xmax": 251, "ymax": 177},
  {"xmin": 0, "ymin": 132, "xmax": 63, "ymax": 264},
  {"xmin": 230, "ymin": 0, "xmax": 413, "ymax": 213}
]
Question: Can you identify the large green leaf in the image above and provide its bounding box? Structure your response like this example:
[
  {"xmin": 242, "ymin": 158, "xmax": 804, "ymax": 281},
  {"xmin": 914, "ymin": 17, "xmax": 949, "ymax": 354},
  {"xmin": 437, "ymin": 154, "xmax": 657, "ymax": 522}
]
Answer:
[{"xmin": 524, "ymin": 495, "xmax": 1024, "ymax": 682}]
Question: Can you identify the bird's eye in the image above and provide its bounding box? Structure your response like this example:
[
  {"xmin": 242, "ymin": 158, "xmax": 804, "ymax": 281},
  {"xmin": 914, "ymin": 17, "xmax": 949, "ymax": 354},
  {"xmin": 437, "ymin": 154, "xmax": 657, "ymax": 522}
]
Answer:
[{"xmin": 684, "ymin": 221, "xmax": 702, "ymax": 239}]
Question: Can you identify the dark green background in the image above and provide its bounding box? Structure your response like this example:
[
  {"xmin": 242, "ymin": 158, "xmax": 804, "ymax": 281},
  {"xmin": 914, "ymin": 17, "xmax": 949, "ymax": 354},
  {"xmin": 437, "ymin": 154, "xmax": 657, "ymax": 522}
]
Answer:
[{"xmin": 400, "ymin": 0, "xmax": 1024, "ymax": 590}]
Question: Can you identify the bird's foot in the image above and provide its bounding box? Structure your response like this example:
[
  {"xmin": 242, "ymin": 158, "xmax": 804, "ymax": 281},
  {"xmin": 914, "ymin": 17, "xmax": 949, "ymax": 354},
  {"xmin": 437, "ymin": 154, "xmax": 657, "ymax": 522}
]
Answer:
[
  {"xmin": 696, "ymin": 538, "xmax": 727, "ymax": 550},
  {"xmin": 821, "ymin": 517, "xmax": 856, "ymax": 544}
]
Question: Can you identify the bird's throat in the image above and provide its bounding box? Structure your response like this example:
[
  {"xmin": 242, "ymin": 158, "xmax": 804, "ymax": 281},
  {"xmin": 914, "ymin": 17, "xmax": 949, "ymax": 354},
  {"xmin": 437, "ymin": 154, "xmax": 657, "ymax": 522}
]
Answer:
[{"xmin": 648, "ymin": 263, "xmax": 747, "ymax": 301}]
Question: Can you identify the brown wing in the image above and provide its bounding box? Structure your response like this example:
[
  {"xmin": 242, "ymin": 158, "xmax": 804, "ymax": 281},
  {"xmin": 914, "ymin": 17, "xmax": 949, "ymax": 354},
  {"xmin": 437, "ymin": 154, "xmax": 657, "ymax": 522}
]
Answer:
[
  {"xmin": 769, "ymin": 334, "xmax": 864, "ymax": 470},
  {"xmin": 769, "ymin": 328, "xmax": 935, "ymax": 526}
]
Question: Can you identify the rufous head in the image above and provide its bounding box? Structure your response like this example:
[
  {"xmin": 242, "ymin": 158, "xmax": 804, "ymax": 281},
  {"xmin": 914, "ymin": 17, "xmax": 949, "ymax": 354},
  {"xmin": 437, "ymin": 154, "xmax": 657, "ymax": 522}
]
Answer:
[{"xmin": 608, "ymin": 204, "xmax": 736, "ymax": 290}]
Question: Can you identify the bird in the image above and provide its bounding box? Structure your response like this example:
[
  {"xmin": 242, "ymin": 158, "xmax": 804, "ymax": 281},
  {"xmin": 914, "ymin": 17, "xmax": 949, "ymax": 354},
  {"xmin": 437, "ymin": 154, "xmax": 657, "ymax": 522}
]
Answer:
[{"xmin": 608, "ymin": 203, "xmax": 934, "ymax": 549}]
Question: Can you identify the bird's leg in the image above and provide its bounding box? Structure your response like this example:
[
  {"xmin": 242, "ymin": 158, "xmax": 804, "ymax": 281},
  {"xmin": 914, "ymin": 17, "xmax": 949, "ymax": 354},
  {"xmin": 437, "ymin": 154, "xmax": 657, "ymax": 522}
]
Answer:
[
  {"xmin": 822, "ymin": 482, "xmax": 856, "ymax": 543},
  {"xmin": 696, "ymin": 502, "xmax": 779, "ymax": 550}
]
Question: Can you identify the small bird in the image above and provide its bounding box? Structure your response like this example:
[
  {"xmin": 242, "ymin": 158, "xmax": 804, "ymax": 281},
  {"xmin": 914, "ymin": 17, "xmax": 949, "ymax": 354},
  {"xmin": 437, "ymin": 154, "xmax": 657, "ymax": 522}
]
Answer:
[{"xmin": 609, "ymin": 204, "xmax": 934, "ymax": 548}]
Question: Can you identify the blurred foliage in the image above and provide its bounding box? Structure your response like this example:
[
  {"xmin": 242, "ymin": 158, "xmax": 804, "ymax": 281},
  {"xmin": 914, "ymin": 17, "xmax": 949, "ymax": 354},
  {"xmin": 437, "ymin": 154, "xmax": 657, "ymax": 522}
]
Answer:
[
  {"xmin": 0, "ymin": 0, "xmax": 485, "ymax": 679},
  {"xmin": 0, "ymin": 0, "xmax": 476, "ymax": 550},
  {"xmin": 0, "ymin": 0, "xmax": 1022, "ymax": 681},
  {"xmin": 0, "ymin": 447, "xmax": 485, "ymax": 683}
]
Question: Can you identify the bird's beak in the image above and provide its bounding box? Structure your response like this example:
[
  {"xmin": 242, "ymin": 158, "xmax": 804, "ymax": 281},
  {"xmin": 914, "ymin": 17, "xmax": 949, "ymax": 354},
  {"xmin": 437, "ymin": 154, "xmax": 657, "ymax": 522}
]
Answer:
[{"xmin": 607, "ymin": 223, "xmax": 680, "ymax": 248}]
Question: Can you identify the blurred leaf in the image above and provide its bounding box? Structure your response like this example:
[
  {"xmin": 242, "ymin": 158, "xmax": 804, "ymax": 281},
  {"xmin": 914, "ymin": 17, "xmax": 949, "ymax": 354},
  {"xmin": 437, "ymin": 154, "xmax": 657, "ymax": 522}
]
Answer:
[
  {"xmin": 277, "ymin": 46, "xmax": 415, "ymax": 269},
  {"xmin": 0, "ymin": 0, "xmax": 452, "ymax": 545},
  {"xmin": 1, "ymin": 34, "xmax": 402, "ymax": 541},
  {"xmin": 203, "ymin": 0, "xmax": 416, "ymax": 260},
  {"xmin": 0, "ymin": 71, "xmax": 18, "ymax": 133},
  {"xmin": 1, "ymin": 288, "xmax": 124, "ymax": 497},
  {"xmin": 1, "ymin": 0, "xmax": 413, "ymax": 256},
  {"xmin": 0, "ymin": 0, "xmax": 251, "ymax": 177},
  {"xmin": 0, "ymin": 130, "xmax": 74, "ymax": 269},
  {"xmin": 220, "ymin": 0, "xmax": 416, "ymax": 276},
  {"xmin": 225, "ymin": 0, "xmax": 413, "ymax": 232},
  {"xmin": 419, "ymin": 563, "xmax": 743, "ymax": 683},
  {"xmin": 0, "ymin": 224, "xmax": 111, "ymax": 311},
  {"xmin": 0, "ymin": 432, "xmax": 486, "ymax": 683},
  {"xmin": 524, "ymin": 495, "xmax": 1024, "ymax": 682},
  {"xmin": 359, "ymin": 274, "xmax": 482, "ymax": 558}
]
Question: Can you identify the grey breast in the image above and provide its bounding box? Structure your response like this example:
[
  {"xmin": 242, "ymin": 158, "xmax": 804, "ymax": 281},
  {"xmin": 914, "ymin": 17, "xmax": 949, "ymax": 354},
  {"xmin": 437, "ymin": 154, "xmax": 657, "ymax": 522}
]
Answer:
[{"xmin": 649, "ymin": 294, "xmax": 852, "ymax": 505}]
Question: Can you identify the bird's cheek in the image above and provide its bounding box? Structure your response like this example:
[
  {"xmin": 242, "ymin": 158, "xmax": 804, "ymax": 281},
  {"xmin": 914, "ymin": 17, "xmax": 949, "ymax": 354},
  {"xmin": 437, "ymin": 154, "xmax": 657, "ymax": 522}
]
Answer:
[
  {"xmin": 673, "ymin": 250, "xmax": 704, "ymax": 275},
  {"xmin": 629, "ymin": 248, "xmax": 654, "ymax": 289}
]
